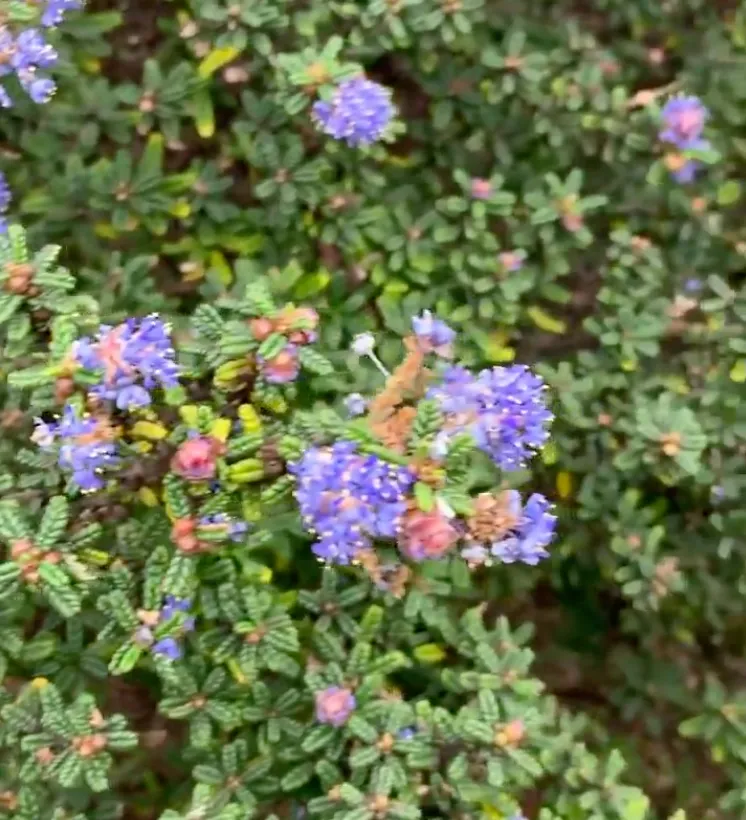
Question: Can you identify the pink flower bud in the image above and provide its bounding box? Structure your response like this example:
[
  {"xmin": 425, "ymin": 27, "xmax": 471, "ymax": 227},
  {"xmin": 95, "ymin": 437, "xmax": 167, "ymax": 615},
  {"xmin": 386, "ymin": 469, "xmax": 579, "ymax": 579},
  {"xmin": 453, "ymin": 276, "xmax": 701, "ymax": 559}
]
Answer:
[
  {"xmin": 470, "ymin": 178, "xmax": 492, "ymax": 200},
  {"xmin": 171, "ymin": 436, "xmax": 224, "ymax": 481},
  {"xmin": 498, "ymin": 251, "xmax": 523, "ymax": 273},
  {"xmin": 250, "ymin": 318, "xmax": 275, "ymax": 341},
  {"xmin": 398, "ymin": 507, "xmax": 460, "ymax": 561},
  {"xmin": 259, "ymin": 346, "xmax": 300, "ymax": 384},
  {"xmin": 315, "ymin": 686, "xmax": 356, "ymax": 726}
]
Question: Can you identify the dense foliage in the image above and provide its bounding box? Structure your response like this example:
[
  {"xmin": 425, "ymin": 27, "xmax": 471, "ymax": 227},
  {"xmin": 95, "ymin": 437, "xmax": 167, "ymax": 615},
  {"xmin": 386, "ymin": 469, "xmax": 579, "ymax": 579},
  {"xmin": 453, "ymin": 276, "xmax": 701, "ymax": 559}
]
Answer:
[{"xmin": 1, "ymin": 0, "xmax": 746, "ymax": 818}]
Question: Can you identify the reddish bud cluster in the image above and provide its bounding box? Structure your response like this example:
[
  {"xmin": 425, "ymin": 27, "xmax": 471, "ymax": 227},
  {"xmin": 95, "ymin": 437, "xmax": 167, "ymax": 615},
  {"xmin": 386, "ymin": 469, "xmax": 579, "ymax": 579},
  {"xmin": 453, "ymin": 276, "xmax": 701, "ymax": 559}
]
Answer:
[
  {"xmin": 3, "ymin": 262, "xmax": 39, "ymax": 296},
  {"xmin": 72, "ymin": 733, "xmax": 107, "ymax": 757},
  {"xmin": 11, "ymin": 538, "xmax": 62, "ymax": 583},
  {"xmin": 249, "ymin": 306, "xmax": 319, "ymax": 346},
  {"xmin": 250, "ymin": 306, "xmax": 319, "ymax": 384},
  {"xmin": 171, "ymin": 517, "xmax": 201, "ymax": 553},
  {"xmin": 170, "ymin": 436, "xmax": 225, "ymax": 482},
  {"xmin": 261, "ymin": 347, "xmax": 299, "ymax": 384},
  {"xmin": 494, "ymin": 719, "xmax": 525, "ymax": 747},
  {"xmin": 398, "ymin": 506, "xmax": 460, "ymax": 562}
]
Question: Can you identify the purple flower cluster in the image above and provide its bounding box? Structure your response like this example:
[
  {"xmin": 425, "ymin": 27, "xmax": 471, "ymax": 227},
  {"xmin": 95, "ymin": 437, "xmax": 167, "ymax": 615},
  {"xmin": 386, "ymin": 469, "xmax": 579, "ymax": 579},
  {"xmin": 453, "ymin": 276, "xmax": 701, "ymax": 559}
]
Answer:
[
  {"xmin": 290, "ymin": 441, "xmax": 416, "ymax": 564},
  {"xmin": 160, "ymin": 595, "xmax": 195, "ymax": 627},
  {"xmin": 659, "ymin": 96, "xmax": 710, "ymax": 183},
  {"xmin": 138, "ymin": 596, "xmax": 195, "ymax": 661},
  {"xmin": 73, "ymin": 315, "xmax": 179, "ymax": 410},
  {"xmin": 0, "ymin": 26, "xmax": 59, "ymax": 107},
  {"xmin": 312, "ymin": 77, "xmax": 395, "ymax": 147},
  {"xmin": 0, "ymin": 1, "xmax": 81, "ymax": 106},
  {"xmin": 32, "ymin": 404, "xmax": 119, "ymax": 492},
  {"xmin": 427, "ymin": 364, "xmax": 552, "ymax": 471},
  {"xmin": 462, "ymin": 491, "xmax": 556, "ymax": 566},
  {"xmin": 0, "ymin": 172, "xmax": 11, "ymax": 234},
  {"xmin": 412, "ymin": 311, "xmax": 455, "ymax": 357},
  {"xmin": 41, "ymin": 0, "xmax": 84, "ymax": 28},
  {"xmin": 151, "ymin": 636, "xmax": 182, "ymax": 661}
]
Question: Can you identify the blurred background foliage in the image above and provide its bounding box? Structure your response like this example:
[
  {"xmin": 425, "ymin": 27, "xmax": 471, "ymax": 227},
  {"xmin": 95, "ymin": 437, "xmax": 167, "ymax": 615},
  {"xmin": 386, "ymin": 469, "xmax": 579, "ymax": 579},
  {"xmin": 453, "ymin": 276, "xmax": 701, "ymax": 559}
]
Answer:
[{"xmin": 3, "ymin": 0, "xmax": 746, "ymax": 816}]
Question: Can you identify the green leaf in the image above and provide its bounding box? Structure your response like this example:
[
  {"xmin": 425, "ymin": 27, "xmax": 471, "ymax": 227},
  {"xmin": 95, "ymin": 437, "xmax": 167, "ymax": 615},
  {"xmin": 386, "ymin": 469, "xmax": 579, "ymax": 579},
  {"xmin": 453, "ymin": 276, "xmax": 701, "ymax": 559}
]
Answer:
[
  {"xmin": 198, "ymin": 46, "xmax": 240, "ymax": 79},
  {"xmin": 298, "ymin": 347, "xmax": 333, "ymax": 376},
  {"xmin": 193, "ymin": 764, "xmax": 224, "ymax": 785},
  {"xmin": 7, "ymin": 365, "xmax": 53, "ymax": 388},
  {"xmin": 0, "ymin": 562, "xmax": 21, "ymax": 586},
  {"xmin": 0, "ymin": 294, "xmax": 22, "ymax": 325},
  {"xmin": 44, "ymin": 584, "xmax": 81, "ymax": 618},
  {"xmin": 36, "ymin": 496, "xmax": 68, "ymax": 549},
  {"xmin": 338, "ymin": 784, "xmax": 364, "ymax": 806},
  {"xmin": 193, "ymin": 89, "xmax": 215, "ymax": 139},
  {"xmin": 38, "ymin": 560, "xmax": 69, "ymax": 588},
  {"xmin": 414, "ymin": 482, "xmax": 435, "ymax": 512},
  {"xmin": 257, "ymin": 333, "xmax": 287, "ymax": 361},
  {"xmin": 280, "ymin": 762, "xmax": 314, "ymax": 790},
  {"xmin": 164, "ymin": 474, "xmax": 190, "ymax": 519},
  {"xmin": 349, "ymin": 745, "xmax": 380, "ymax": 769},
  {"xmin": 162, "ymin": 554, "xmax": 195, "ymax": 597},
  {"xmin": 293, "ymin": 270, "xmax": 330, "ymax": 299},
  {"xmin": 530, "ymin": 206, "xmax": 557, "ymax": 225},
  {"xmin": 346, "ymin": 715, "xmax": 378, "ymax": 744},
  {"xmin": 505, "ymin": 747, "xmax": 542, "ymax": 777},
  {"xmin": 526, "ymin": 306, "xmax": 566, "ymax": 334},
  {"xmin": 717, "ymin": 180, "xmax": 741, "ymax": 206},
  {"xmin": 137, "ymin": 134, "xmax": 164, "ymax": 183},
  {"xmin": 413, "ymin": 643, "xmax": 446, "ymax": 664},
  {"xmin": 621, "ymin": 793, "xmax": 650, "ymax": 820},
  {"xmin": 109, "ymin": 643, "xmax": 143, "ymax": 676},
  {"xmin": 302, "ymin": 723, "xmax": 335, "ymax": 753}
]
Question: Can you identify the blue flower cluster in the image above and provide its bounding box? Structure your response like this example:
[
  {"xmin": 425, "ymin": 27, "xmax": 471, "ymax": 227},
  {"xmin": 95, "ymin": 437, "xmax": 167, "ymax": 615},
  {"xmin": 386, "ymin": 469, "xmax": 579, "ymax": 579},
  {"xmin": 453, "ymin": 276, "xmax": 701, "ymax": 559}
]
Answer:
[
  {"xmin": 427, "ymin": 364, "xmax": 552, "ymax": 471},
  {"xmin": 312, "ymin": 77, "xmax": 395, "ymax": 147},
  {"xmin": 73, "ymin": 315, "xmax": 180, "ymax": 410},
  {"xmin": 412, "ymin": 310, "xmax": 455, "ymax": 357},
  {"xmin": 41, "ymin": 0, "xmax": 84, "ymax": 28},
  {"xmin": 32, "ymin": 404, "xmax": 119, "ymax": 492},
  {"xmin": 290, "ymin": 441, "xmax": 416, "ymax": 564},
  {"xmin": 0, "ymin": 173, "xmax": 11, "ymax": 234},
  {"xmin": 136, "ymin": 596, "xmax": 195, "ymax": 661},
  {"xmin": 0, "ymin": 24, "xmax": 60, "ymax": 107},
  {"xmin": 462, "ymin": 491, "xmax": 556, "ymax": 567},
  {"xmin": 0, "ymin": 1, "xmax": 81, "ymax": 225},
  {"xmin": 659, "ymin": 96, "xmax": 710, "ymax": 183}
]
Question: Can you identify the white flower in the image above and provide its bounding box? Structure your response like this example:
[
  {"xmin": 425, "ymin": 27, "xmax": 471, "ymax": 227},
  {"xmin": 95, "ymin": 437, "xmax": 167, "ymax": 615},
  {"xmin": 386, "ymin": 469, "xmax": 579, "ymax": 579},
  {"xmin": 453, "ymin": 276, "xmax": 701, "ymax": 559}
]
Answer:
[{"xmin": 351, "ymin": 332, "xmax": 376, "ymax": 357}]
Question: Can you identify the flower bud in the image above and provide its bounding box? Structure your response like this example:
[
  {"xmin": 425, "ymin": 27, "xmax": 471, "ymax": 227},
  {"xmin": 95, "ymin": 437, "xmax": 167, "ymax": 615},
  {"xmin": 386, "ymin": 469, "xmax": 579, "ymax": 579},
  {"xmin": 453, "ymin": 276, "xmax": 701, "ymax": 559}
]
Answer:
[
  {"xmin": 470, "ymin": 177, "xmax": 492, "ymax": 199},
  {"xmin": 259, "ymin": 345, "xmax": 300, "ymax": 384},
  {"xmin": 250, "ymin": 317, "xmax": 275, "ymax": 341},
  {"xmin": 315, "ymin": 686, "xmax": 356, "ymax": 727},
  {"xmin": 171, "ymin": 436, "xmax": 224, "ymax": 481},
  {"xmin": 351, "ymin": 332, "xmax": 375, "ymax": 357},
  {"xmin": 398, "ymin": 508, "xmax": 460, "ymax": 561}
]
